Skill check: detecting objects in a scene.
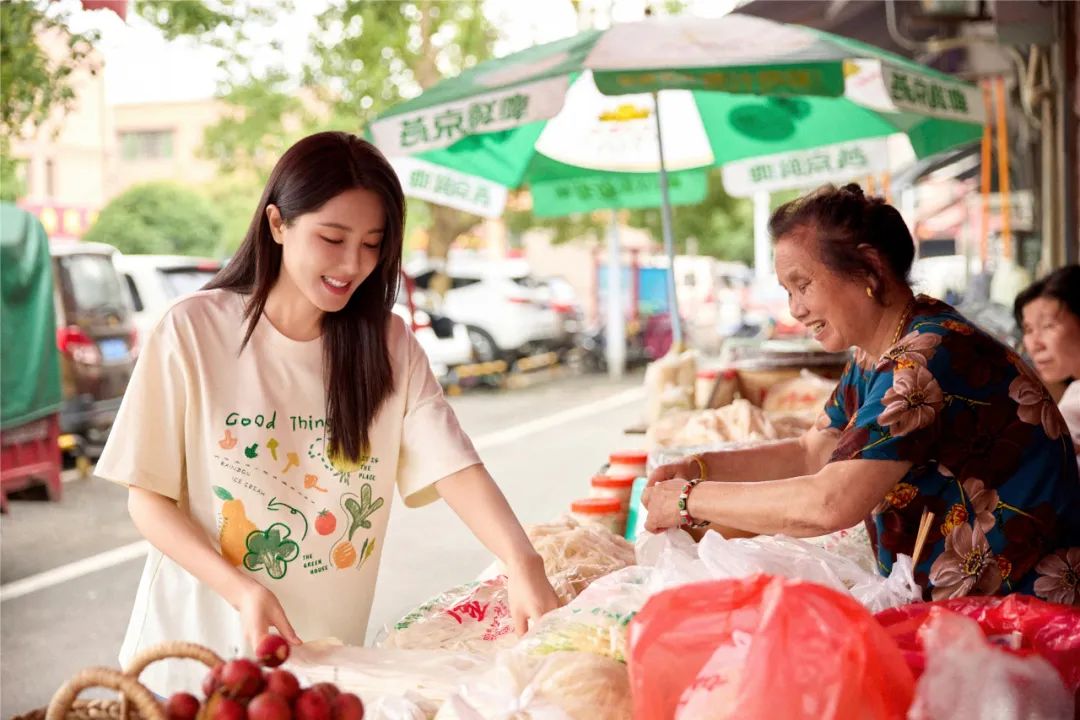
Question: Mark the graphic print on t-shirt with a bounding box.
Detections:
[212,407,386,580]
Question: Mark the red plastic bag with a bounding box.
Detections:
[627,574,916,720]
[874,594,1080,693]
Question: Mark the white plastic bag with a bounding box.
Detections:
[287,640,490,715]
[907,610,1074,720]
[364,691,431,720]
[436,650,631,720]
[636,529,920,613]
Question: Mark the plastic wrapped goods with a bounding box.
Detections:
[287,640,491,717]
[875,594,1080,696]
[521,517,637,604]
[436,650,632,720]
[519,565,664,663]
[760,370,838,416]
[378,578,518,653]
[907,610,1074,720]
[646,399,812,449]
[381,518,636,654]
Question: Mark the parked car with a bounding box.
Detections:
[538,275,585,356]
[406,257,560,362]
[50,241,137,454]
[395,276,473,380]
[115,254,223,341]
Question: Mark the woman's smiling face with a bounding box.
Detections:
[773,231,877,353]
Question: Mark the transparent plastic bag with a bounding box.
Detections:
[646,401,809,450]
[802,521,878,575]
[436,650,631,720]
[906,610,1074,720]
[364,691,432,720]
[512,516,637,604]
[876,594,1080,695]
[376,577,517,653]
[287,640,490,716]
[518,565,661,662]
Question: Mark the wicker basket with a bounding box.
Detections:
[13,642,223,720]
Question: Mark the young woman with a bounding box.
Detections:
[95,132,559,694]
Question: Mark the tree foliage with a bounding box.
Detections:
[0,0,273,204]
[0,1,98,140]
[200,1,497,259]
[83,182,225,256]
[628,171,755,263]
[1,1,96,200]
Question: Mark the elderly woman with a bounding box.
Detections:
[1014,265,1080,452]
[644,184,1080,604]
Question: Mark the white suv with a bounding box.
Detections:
[116,254,223,341]
[406,257,560,362]
[393,281,473,380]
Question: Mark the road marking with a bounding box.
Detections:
[1,384,645,601]
[472,385,645,450]
[0,540,149,603]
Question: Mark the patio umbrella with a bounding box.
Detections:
[370,13,985,347]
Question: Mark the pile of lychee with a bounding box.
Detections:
[163,636,363,720]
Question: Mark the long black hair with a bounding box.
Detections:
[207,132,405,463]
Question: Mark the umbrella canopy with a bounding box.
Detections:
[371,13,985,349]
[371,13,984,217]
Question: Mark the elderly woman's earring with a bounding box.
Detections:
[866,286,874,299]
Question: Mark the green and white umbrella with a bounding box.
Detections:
[371,13,985,342]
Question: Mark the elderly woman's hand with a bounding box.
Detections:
[646,456,701,489]
[641,479,692,532]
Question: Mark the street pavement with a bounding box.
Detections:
[0,370,646,716]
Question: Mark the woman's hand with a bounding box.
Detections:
[233,578,302,650]
[505,552,560,635]
[646,456,701,489]
[641,479,691,532]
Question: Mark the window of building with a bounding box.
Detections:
[45,158,55,197]
[12,157,31,196]
[119,130,174,161]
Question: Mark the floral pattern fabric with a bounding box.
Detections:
[822,296,1080,603]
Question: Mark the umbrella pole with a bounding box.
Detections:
[606,209,627,380]
[651,91,683,351]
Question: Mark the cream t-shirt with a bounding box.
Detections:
[95,289,480,695]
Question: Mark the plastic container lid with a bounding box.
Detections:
[721,368,738,380]
[591,474,637,488]
[609,450,648,465]
[571,497,622,514]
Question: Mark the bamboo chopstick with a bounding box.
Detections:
[911,509,935,567]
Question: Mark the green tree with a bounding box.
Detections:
[84,182,225,256]
[0,1,97,201]
[628,170,755,263]
[0,0,268,202]
[201,1,497,263]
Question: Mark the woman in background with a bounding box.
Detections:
[1014,264,1080,451]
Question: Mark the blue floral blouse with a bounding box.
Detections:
[821,295,1080,603]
